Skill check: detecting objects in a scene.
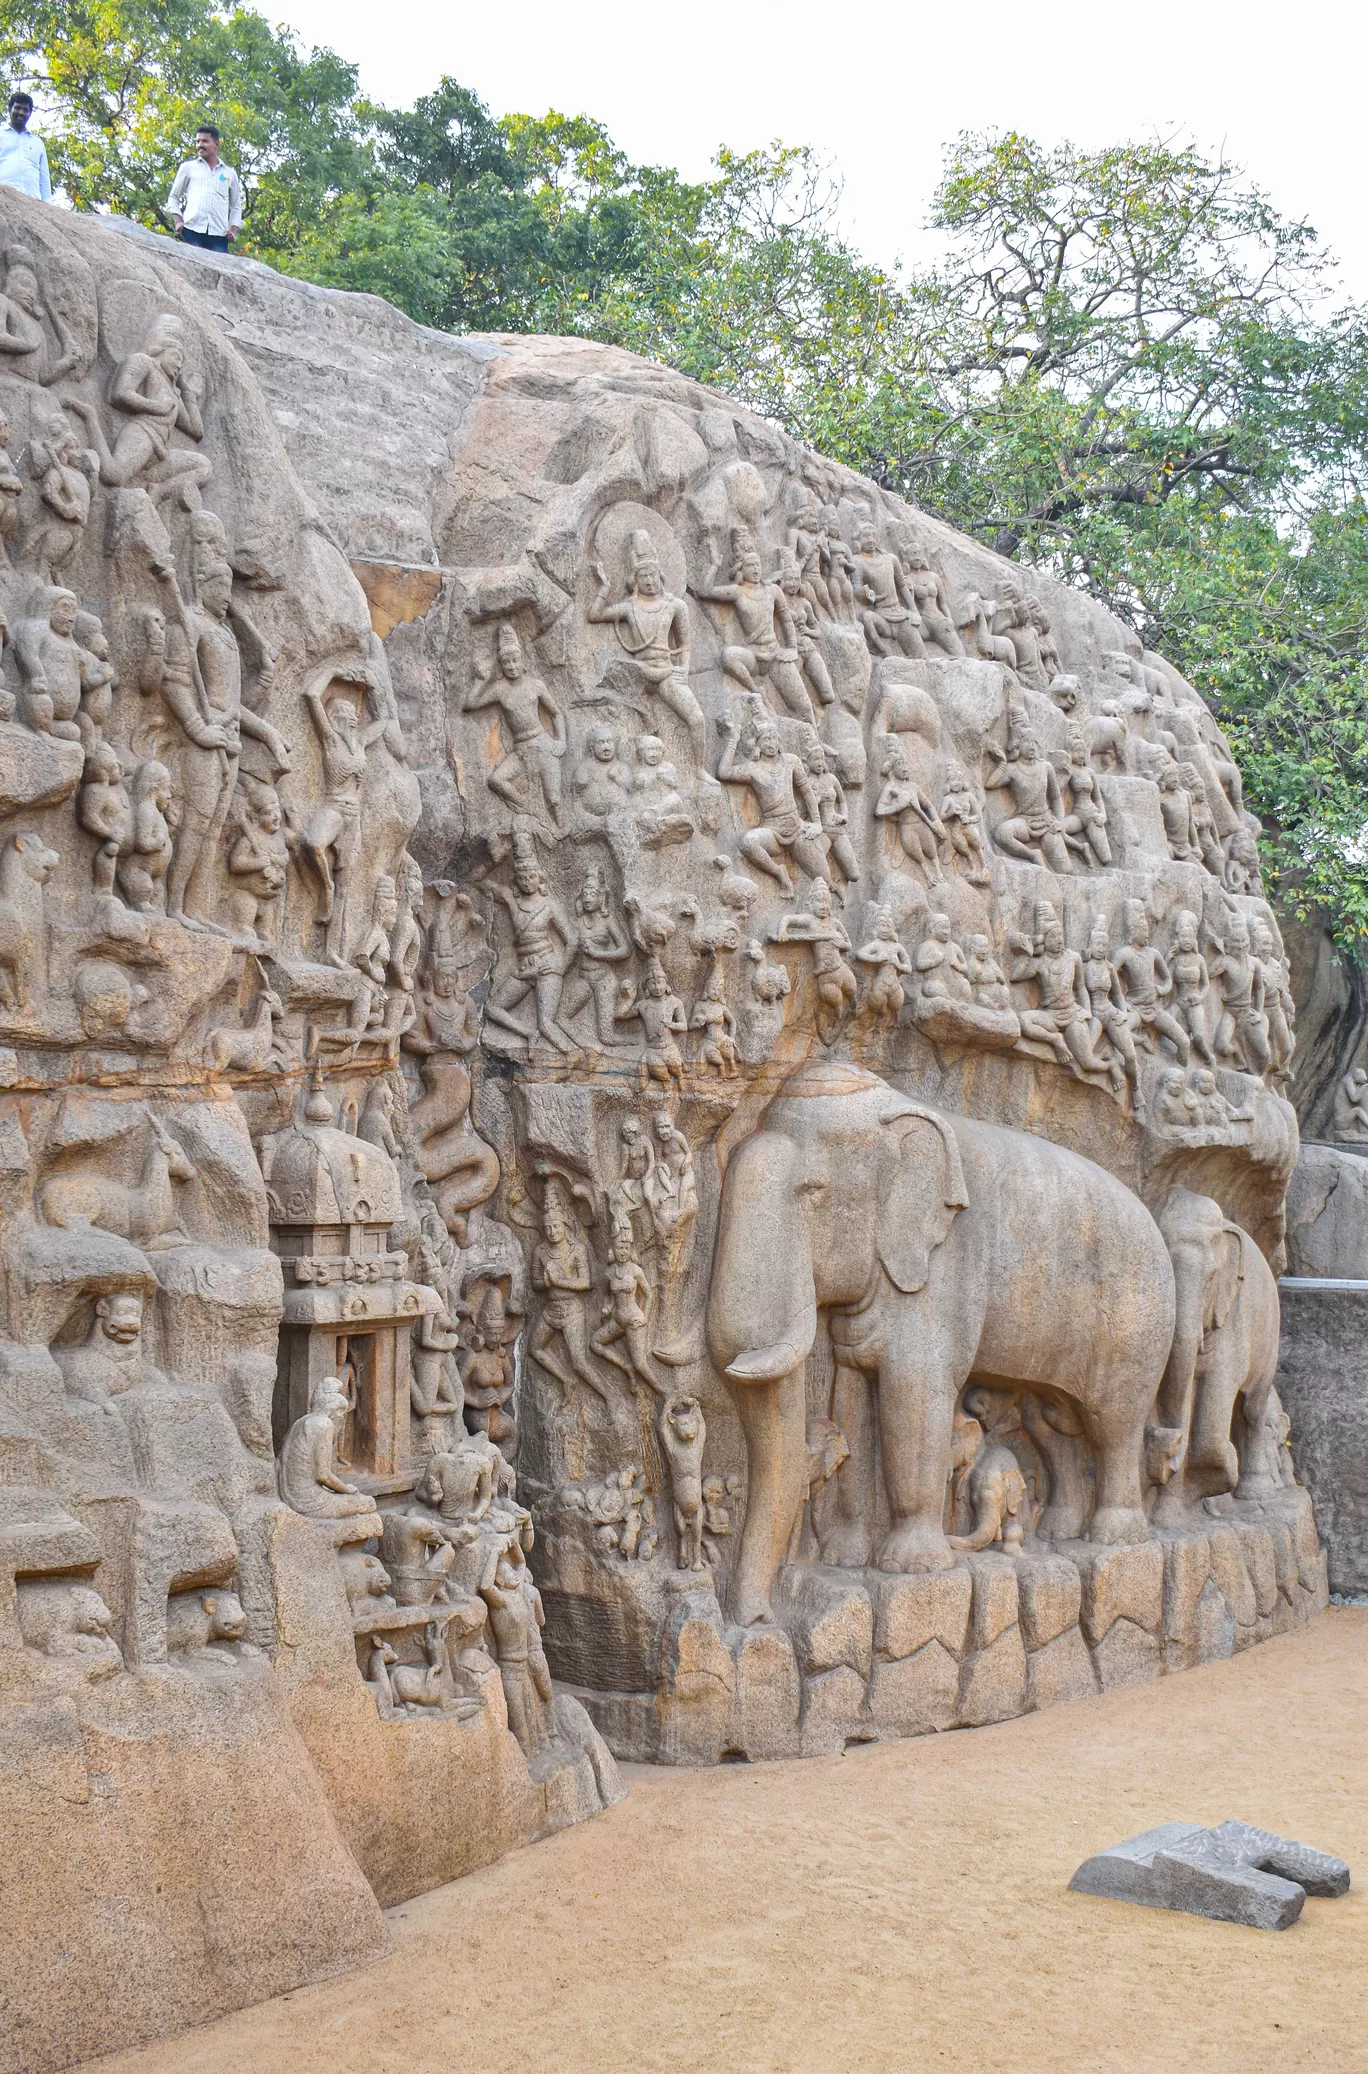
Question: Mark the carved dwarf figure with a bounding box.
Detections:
[572,724,630,825]
[856,907,912,1025]
[225,777,292,945]
[633,734,694,846]
[78,742,132,899]
[13,587,101,744]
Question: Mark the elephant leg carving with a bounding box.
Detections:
[874,1347,958,1572]
[819,1361,875,1566]
[1077,1397,1148,1545]
[730,1365,809,1625]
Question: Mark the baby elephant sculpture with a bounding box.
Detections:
[1153,1188,1281,1513]
[947,1413,1028,1553]
[706,1060,1176,1624]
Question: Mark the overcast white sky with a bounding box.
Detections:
[266,0,1367,297]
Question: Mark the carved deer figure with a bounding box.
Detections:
[39,1111,195,1250]
[203,972,286,1076]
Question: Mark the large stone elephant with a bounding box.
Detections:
[706,1060,1177,1624]
[1153,1188,1282,1514]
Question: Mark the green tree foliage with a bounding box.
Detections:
[0,0,363,249]
[7,6,1368,935]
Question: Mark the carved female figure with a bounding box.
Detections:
[875,744,947,883]
[561,863,631,1051]
[939,770,989,884]
[1082,916,1145,1118]
[1062,732,1111,867]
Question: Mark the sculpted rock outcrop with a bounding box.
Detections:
[0,197,1327,2070]
[0,197,619,2074]
[97,220,1315,1790]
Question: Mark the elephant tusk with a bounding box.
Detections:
[724,1304,818,1383]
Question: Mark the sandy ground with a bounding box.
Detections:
[81,1609,1367,2074]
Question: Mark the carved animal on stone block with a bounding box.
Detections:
[39,1112,194,1249]
[1153,1188,1281,1514]
[378,1620,447,1710]
[203,973,285,1076]
[164,1588,257,1658]
[706,1059,1176,1624]
[0,829,59,1013]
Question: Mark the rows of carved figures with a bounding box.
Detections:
[0,213,1311,1798]
[419,425,1309,1709]
[0,234,627,1803]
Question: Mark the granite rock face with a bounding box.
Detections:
[0,194,1332,2070]
[0,196,619,2074]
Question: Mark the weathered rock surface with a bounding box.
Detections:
[1069,1818,1350,1929]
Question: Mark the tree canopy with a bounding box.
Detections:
[7,0,1368,941]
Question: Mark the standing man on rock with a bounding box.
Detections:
[0,93,52,202]
[166,124,243,252]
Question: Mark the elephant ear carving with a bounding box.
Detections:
[1211,1224,1247,1331]
[877,1104,968,1294]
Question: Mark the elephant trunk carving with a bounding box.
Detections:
[707,1130,819,1626]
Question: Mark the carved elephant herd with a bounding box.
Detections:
[706,1060,1281,1625]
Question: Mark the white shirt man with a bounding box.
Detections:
[165,126,244,252]
[0,94,52,202]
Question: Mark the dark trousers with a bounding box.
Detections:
[180,228,230,252]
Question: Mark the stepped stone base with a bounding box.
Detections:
[567,1490,1327,1764]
